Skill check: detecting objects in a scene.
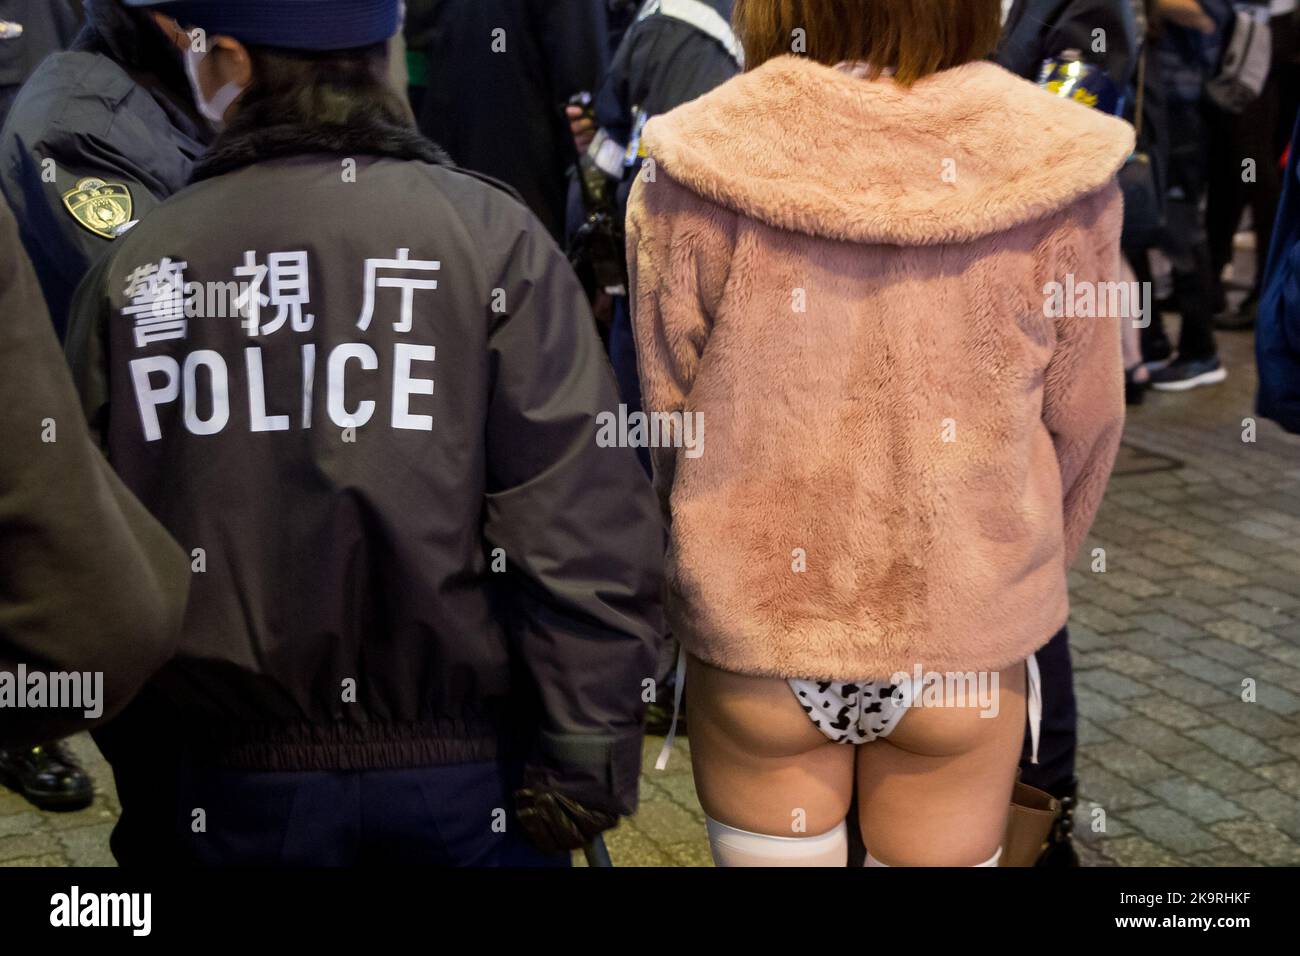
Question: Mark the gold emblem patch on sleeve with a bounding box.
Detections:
[61,178,133,239]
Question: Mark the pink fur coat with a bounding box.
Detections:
[627,55,1135,681]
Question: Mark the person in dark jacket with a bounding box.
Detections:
[1142,0,1234,389]
[0,0,209,340]
[1257,110,1300,433]
[417,0,609,240]
[996,0,1139,868]
[997,0,1140,87]
[0,0,84,128]
[0,194,189,759]
[0,0,203,811]
[65,0,664,866]
[570,0,741,464]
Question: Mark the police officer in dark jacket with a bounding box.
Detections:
[0,194,188,752]
[417,0,609,240]
[0,0,209,340]
[0,0,83,127]
[66,0,664,866]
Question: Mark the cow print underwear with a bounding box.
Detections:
[787,678,912,744]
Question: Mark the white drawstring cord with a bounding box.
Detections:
[654,644,688,771]
[1027,652,1042,765]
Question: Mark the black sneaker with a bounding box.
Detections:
[0,740,94,811]
[1213,292,1257,331]
[1149,356,1227,392]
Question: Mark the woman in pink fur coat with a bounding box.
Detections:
[628,0,1134,866]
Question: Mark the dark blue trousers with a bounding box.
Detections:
[1018,625,1076,797]
[110,753,568,867]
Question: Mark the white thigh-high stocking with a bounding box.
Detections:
[705,816,849,867]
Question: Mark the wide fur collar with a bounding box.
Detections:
[643,55,1136,245]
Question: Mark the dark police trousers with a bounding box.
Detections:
[162,759,569,867]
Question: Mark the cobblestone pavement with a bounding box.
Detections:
[3,329,1298,867]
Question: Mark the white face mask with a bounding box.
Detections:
[183,45,245,125]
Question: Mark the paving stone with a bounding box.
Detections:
[1065,624,1111,652]
[0,854,68,867]
[1231,789,1300,841]
[1186,725,1283,767]
[0,831,62,863]
[1083,583,1146,615]
[1076,668,1152,701]
[1070,603,1130,634]
[603,822,673,866]
[1181,846,1263,866]
[1130,612,1208,640]
[1087,741,1181,785]
[1165,652,1247,685]
[1253,761,1300,795]
[58,823,117,867]
[0,813,44,840]
[1088,649,1167,678]
[1121,806,1225,854]
[1078,766,1159,812]
[1238,586,1300,611]
[1203,618,1278,648]
[1144,778,1249,824]
[1095,835,1182,866]
[1161,749,1270,794]
[1146,673,1237,707]
[1153,596,1220,623]
[1126,694,1213,730]
[1075,687,1134,722]
[1219,600,1293,630]
[1184,564,1251,588]
[1077,717,1115,747]
[1186,636,1269,669]
[1107,574,1168,599]
[1209,819,1300,865]
[1107,716,1202,756]
[663,838,714,867]
[1208,701,1300,738]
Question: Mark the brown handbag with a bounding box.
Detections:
[1000,778,1061,867]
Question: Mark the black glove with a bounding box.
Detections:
[514,787,618,854]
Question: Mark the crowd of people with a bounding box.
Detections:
[0,0,1296,867]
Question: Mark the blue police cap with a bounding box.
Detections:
[125,0,400,51]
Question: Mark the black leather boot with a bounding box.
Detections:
[0,740,94,811]
[1035,778,1079,867]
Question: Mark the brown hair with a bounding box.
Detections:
[733,0,1004,85]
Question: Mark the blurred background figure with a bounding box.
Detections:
[1205,0,1298,330]
[997,0,1139,868]
[1134,0,1232,391]
[417,0,610,239]
[1256,108,1300,431]
[996,0,1140,88]
[0,0,83,127]
[567,0,741,466]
